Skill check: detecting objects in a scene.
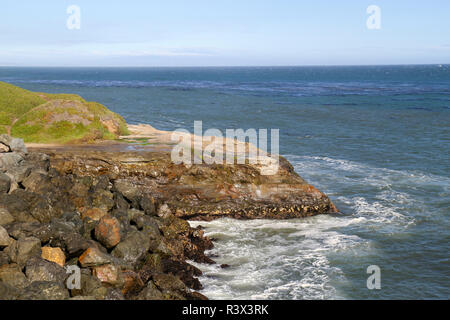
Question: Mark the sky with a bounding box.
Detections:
[1,0,449,66]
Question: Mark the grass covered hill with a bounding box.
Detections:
[0,81,129,143]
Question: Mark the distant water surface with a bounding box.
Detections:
[1,65,449,299]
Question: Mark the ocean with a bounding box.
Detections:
[1,65,449,299]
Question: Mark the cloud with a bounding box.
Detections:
[90,49,214,57]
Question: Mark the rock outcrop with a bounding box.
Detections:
[0,136,213,300]
[32,142,337,221]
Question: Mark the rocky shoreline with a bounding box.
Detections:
[0,134,337,300]
[0,135,213,300]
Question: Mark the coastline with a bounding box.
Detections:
[0,121,337,299]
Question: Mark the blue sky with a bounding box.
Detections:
[1,0,449,66]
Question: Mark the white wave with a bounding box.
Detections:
[189,215,367,300]
[288,155,450,191]
[284,154,450,229]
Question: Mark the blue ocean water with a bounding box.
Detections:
[1,65,449,299]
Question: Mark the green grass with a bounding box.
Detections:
[0,81,129,143]
[0,82,46,125]
[0,126,8,135]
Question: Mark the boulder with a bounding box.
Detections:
[6,236,41,267]
[0,264,29,289]
[24,152,50,171]
[152,273,187,296]
[114,179,142,207]
[8,138,27,154]
[92,264,120,285]
[78,247,112,268]
[25,257,67,284]
[148,256,203,290]
[0,281,20,300]
[0,172,11,194]
[141,216,162,239]
[21,172,48,192]
[0,251,10,266]
[29,197,58,223]
[0,135,23,152]
[41,246,66,267]
[140,195,156,216]
[0,135,12,149]
[91,189,115,212]
[94,215,121,249]
[0,207,15,226]
[0,152,24,169]
[120,270,144,297]
[0,190,38,223]
[135,281,164,300]
[111,231,150,265]
[0,142,9,153]
[128,208,145,229]
[0,225,12,248]
[63,233,90,256]
[4,222,42,240]
[19,281,69,300]
[4,165,32,185]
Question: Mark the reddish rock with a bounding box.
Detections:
[94,215,121,249]
[120,270,144,297]
[78,247,112,268]
[93,264,119,285]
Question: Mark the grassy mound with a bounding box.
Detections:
[0,82,129,143]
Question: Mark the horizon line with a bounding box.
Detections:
[0,63,449,68]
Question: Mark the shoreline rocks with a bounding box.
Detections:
[0,136,214,300]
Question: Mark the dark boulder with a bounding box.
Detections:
[19,281,69,300]
[0,225,12,248]
[0,207,15,226]
[0,172,11,194]
[0,264,29,289]
[6,236,41,267]
[135,281,164,300]
[25,257,67,284]
[111,231,150,265]
[0,281,20,300]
